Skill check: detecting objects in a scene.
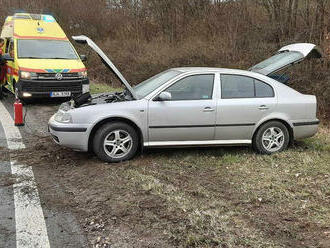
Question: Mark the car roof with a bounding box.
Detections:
[171,67,249,74]
[170,67,283,87]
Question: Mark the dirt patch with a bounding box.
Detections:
[7,127,330,247]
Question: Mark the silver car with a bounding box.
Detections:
[48,36,321,162]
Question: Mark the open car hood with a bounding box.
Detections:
[249,43,323,76]
[72,35,138,100]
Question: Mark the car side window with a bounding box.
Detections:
[221,74,274,99]
[255,79,274,97]
[221,75,254,98]
[165,74,214,101]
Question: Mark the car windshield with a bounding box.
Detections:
[250,51,304,75]
[134,70,181,98]
[17,39,78,59]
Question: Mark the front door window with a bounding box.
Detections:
[165,74,214,100]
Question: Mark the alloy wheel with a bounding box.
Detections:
[262,127,285,152]
[103,130,133,159]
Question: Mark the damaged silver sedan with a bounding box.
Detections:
[48,36,321,162]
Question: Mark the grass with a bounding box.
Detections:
[122,126,330,247]
[90,82,122,94]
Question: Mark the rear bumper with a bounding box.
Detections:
[48,115,90,151]
[292,120,320,139]
[17,78,89,98]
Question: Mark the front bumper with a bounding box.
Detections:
[48,115,90,151]
[17,78,89,98]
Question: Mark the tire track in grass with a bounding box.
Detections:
[0,100,50,248]
[125,169,280,247]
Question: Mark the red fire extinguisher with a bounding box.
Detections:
[14,98,24,126]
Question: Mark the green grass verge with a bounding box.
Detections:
[90,83,122,94]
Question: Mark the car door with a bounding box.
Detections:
[148,73,217,143]
[215,74,277,140]
[6,39,15,91]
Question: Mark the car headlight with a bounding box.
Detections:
[54,110,72,123]
[82,84,90,93]
[78,70,88,78]
[19,71,37,80]
[59,101,73,111]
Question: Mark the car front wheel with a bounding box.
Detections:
[93,122,139,162]
[253,121,290,154]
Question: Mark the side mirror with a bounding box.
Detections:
[156,91,172,101]
[2,53,14,62]
[80,54,87,62]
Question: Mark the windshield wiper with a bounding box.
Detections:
[19,57,75,59]
[19,57,44,59]
[45,57,75,59]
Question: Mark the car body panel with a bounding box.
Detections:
[278,43,322,57]
[71,99,148,146]
[148,99,217,141]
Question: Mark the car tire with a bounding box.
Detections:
[253,121,290,154]
[93,122,139,163]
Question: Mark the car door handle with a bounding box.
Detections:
[258,105,269,110]
[203,107,215,112]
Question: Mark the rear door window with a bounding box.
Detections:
[255,79,274,97]
[221,74,274,99]
[221,75,254,98]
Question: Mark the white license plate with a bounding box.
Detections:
[50,91,71,97]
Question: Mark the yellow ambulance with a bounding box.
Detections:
[0,13,89,99]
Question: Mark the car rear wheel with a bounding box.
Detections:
[93,122,139,163]
[253,121,290,154]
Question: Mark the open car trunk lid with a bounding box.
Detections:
[249,43,323,76]
[72,35,138,100]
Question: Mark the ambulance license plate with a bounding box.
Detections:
[51,91,71,97]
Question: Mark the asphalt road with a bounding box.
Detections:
[0,93,88,248]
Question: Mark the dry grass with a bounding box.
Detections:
[121,126,330,247]
[89,81,121,94]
